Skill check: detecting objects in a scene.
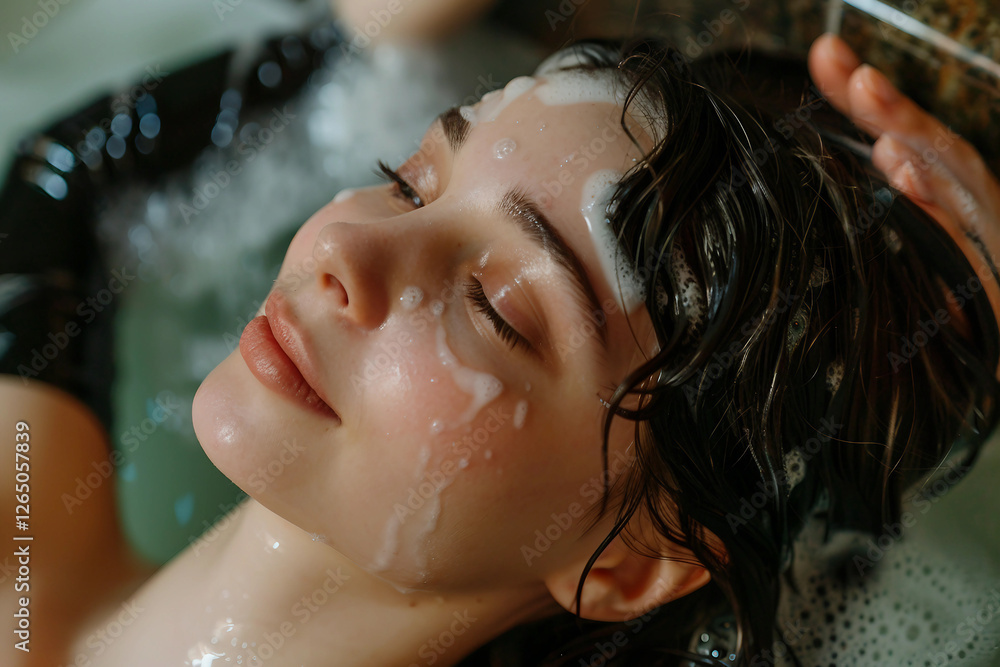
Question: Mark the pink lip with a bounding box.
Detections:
[239,292,340,422]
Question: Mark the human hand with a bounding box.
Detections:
[808,33,1000,347]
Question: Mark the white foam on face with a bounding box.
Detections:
[534,69,624,107]
[513,400,528,429]
[411,467,454,583]
[581,170,645,312]
[459,105,477,126]
[493,138,517,160]
[332,188,356,203]
[479,76,537,123]
[369,514,400,572]
[434,303,504,424]
[534,48,592,76]
[369,445,431,573]
[531,47,664,145]
[400,286,423,310]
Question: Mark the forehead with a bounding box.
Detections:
[457,73,644,185]
[444,73,657,370]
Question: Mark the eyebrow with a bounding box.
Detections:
[431,109,609,355]
[437,107,472,154]
[496,190,608,353]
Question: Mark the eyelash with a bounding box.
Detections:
[377,160,424,208]
[377,160,530,355]
[465,280,531,353]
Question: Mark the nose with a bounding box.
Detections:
[311,221,392,331]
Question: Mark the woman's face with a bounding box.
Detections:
[193,69,658,593]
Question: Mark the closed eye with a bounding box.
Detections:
[377,160,424,208]
[465,279,531,354]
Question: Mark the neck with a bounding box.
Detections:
[195,498,557,667]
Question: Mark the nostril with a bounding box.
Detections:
[319,273,349,308]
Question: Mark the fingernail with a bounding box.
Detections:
[863,65,900,106]
[826,34,861,72]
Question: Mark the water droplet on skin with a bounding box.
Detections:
[430,300,444,317]
[514,400,529,429]
[430,419,444,434]
[458,458,469,469]
[493,138,517,160]
[484,449,493,459]
[400,286,424,310]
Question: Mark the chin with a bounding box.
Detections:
[192,351,254,481]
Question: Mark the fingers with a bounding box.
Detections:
[807,34,861,118]
[871,134,934,204]
[809,33,1000,243]
[809,34,1000,212]
[845,64,999,210]
[871,133,979,244]
[808,34,882,136]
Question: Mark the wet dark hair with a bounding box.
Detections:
[458,37,1000,666]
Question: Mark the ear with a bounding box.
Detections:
[543,534,712,622]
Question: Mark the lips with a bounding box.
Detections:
[239,293,340,422]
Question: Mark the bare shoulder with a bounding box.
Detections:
[0,377,154,666]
